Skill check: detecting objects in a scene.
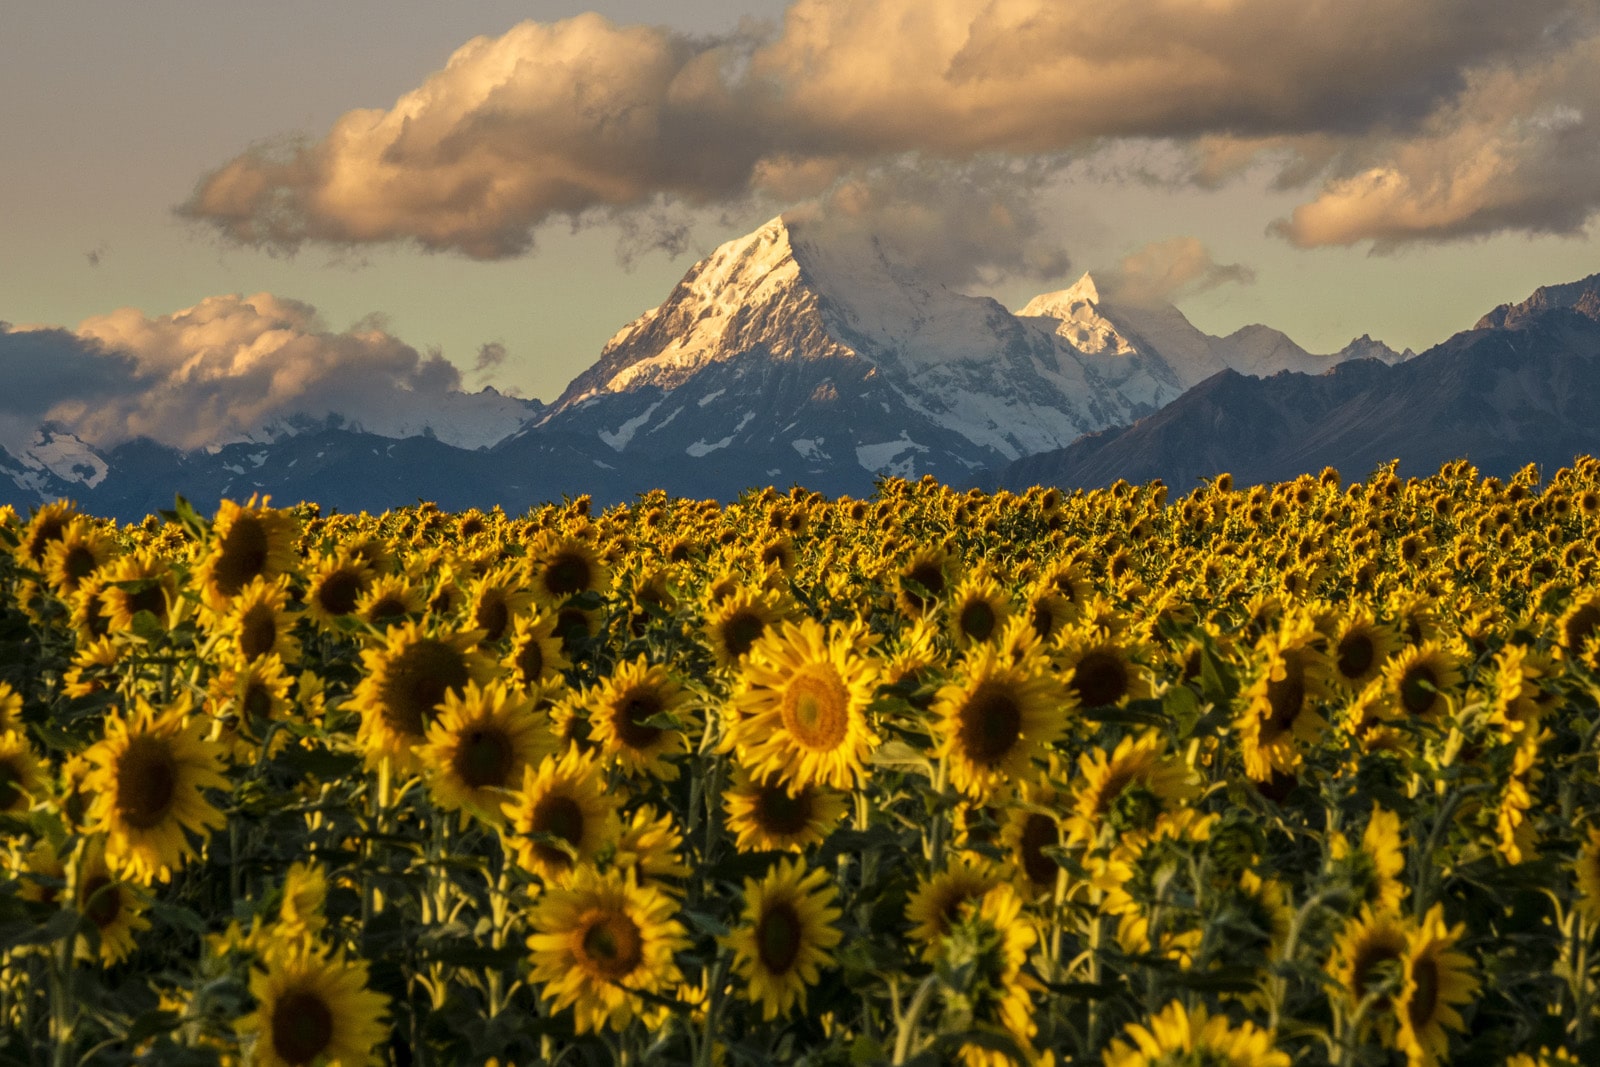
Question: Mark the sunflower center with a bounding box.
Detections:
[780,666,851,751]
[958,600,998,642]
[315,570,363,616]
[1565,604,1600,651]
[0,758,22,810]
[213,516,270,596]
[543,553,592,598]
[755,783,815,836]
[901,562,945,612]
[756,901,804,975]
[1407,956,1441,1028]
[956,681,1022,765]
[62,545,99,589]
[614,688,665,748]
[1072,650,1130,708]
[239,605,278,660]
[243,681,274,722]
[1338,632,1375,679]
[581,913,644,979]
[115,735,179,830]
[514,637,546,683]
[270,989,335,1065]
[364,594,409,623]
[1351,940,1404,1009]
[1018,813,1059,887]
[379,639,470,739]
[720,611,766,661]
[476,596,511,643]
[128,584,168,619]
[530,794,585,868]
[453,726,515,789]
[80,875,121,929]
[1264,657,1307,735]
[1030,601,1057,639]
[1400,665,1440,716]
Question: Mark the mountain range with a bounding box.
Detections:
[1,214,1592,519]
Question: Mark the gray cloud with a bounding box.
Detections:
[474,341,508,374]
[178,1,1600,257]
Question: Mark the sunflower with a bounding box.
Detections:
[904,855,1001,961]
[997,776,1070,897]
[1394,905,1478,1067]
[526,866,687,1034]
[932,645,1069,800]
[1557,592,1600,660]
[1237,611,1332,782]
[723,769,848,853]
[69,837,150,965]
[613,805,690,892]
[528,535,608,606]
[195,497,299,610]
[500,748,619,884]
[16,499,79,566]
[41,516,119,598]
[1382,643,1463,723]
[1101,1000,1289,1067]
[418,680,551,823]
[1330,808,1408,914]
[98,549,179,633]
[1488,644,1561,739]
[278,861,329,941]
[0,681,21,733]
[703,586,787,669]
[723,857,842,1021]
[351,621,496,773]
[464,564,534,646]
[210,575,301,666]
[1574,827,1600,926]
[947,570,1013,649]
[501,611,572,691]
[1329,905,1411,1035]
[1065,731,1198,851]
[353,575,424,630]
[896,548,952,618]
[10,837,65,906]
[1330,609,1400,689]
[237,942,390,1067]
[302,551,373,629]
[583,657,694,781]
[942,883,1042,1067]
[82,695,231,884]
[209,652,294,742]
[1053,625,1151,709]
[0,731,45,814]
[728,618,882,792]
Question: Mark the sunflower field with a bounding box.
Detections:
[4,459,1600,1065]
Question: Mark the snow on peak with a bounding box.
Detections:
[1018,273,1101,319]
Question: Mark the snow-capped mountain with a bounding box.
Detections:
[219,386,544,452]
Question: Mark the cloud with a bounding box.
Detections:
[178,1,1598,257]
[1099,237,1255,307]
[473,341,508,374]
[0,295,539,453]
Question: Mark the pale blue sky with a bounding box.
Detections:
[4,1,1597,407]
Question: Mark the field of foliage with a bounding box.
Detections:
[5,459,1600,1065]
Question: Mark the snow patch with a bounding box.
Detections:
[697,389,726,407]
[599,401,662,451]
[856,433,928,476]
[791,438,826,461]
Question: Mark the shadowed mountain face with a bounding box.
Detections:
[1000,274,1600,493]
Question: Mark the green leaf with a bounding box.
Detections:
[125,1008,183,1045]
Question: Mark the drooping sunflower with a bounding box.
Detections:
[1065,731,1198,851]
[723,857,842,1021]
[583,657,694,781]
[237,942,390,1067]
[528,534,609,606]
[1382,642,1463,723]
[351,621,496,772]
[1101,1000,1289,1067]
[82,695,231,884]
[418,680,551,823]
[500,747,619,884]
[613,804,690,893]
[1573,827,1600,926]
[728,618,882,792]
[502,611,572,690]
[69,836,150,965]
[904,855,1002,961]
[722,768,848,853]
[943,883,1042,1067]
[1237,611,1333,782]
[1330,608,1400,690]
[526,866,687,1034]
[1330,808,1408,914]
[0,731,45,814]
[932,644,1070,800]
[195,496,299,610]
[1556,592,1600,661]
[1394,905,1478,1067]
[896,548,952,618]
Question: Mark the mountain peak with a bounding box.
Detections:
[1018,272,1101,319]
[1476,272,1600,331]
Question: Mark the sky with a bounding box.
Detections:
[3,0,1600,449]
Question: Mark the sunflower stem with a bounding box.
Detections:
[891,974,938,1064]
